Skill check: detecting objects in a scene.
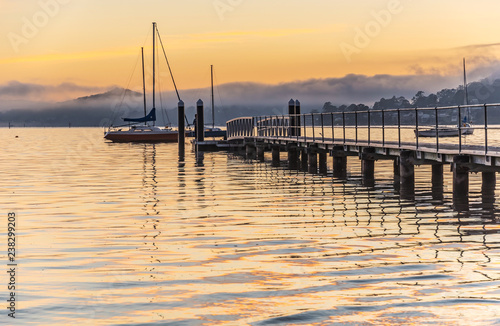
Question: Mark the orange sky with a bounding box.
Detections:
[1,0,500,101]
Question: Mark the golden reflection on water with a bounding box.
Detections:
[1,128,499,325]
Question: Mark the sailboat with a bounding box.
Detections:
[415,58,474,137]
[104,22,181,143]
[187,65,227,138]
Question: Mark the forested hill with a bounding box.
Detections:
[322,78,500,113]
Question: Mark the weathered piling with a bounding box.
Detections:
[196,99,204,142]
[393,158,400,190]
[319,151,328,175]
[246,143,256,160]
[257,144,265,162]
[482,171,496,209]
[332,146,347,179]
[301,149,308,171]
[272,145,280,167]
[308,149,318,174]
[400,150,415,199]
[361,147,375,185]
[453,155,470,210]
[287,145,299,170]
[178,100,185,158]
[431,164,444,200]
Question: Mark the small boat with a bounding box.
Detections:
[188,65,227,139]
[414,58,474,138]
[105,22,181,143]
[415,123,474,138]
[187,127,226,138]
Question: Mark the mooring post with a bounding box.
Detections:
[319,151,328,175]
[178,100,185,158]
[400,150,415,199]
[431,164,444,200]
[288,99,295,137]
[308,148,318,174]
[287,144,299,170]
[196,99,204,142]
[272,145,280,167]
[361,148,375,186]
[295,100,301,137]
[453,155,470,210]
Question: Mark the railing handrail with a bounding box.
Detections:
[225,103,500,156]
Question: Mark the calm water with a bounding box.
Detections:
[1,128,500,325]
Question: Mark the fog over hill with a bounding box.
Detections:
[2,70,500,127]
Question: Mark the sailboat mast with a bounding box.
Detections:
[463,58,469,106]
[141,47,147,125]
[152,22,156,114]
[211,65,215,129]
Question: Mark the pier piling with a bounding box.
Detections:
[301,149,308,171]
[308,149,318,174]
[272,146,280,167]
[400,150,415,199]
[453,155,470,210]
[431,164,444,200]
[287,145,299,170]
[257,144,265,162]
[319,151,328,175]
[361,148,375,185]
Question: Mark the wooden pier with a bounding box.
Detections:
[192,100,500,210]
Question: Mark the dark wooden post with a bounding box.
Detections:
[332,146,346,179]
[272,145,280,167]
[301,148,308,171]
[257,144,265,162]
[178,100,185,158]
[431,164,444,201]
[196,99,204,142]
[288,99,295,137]
[295,100,301,137]
[319,151,328,175]
[453,155,470,211]
[246,144,256,160]
[393,158,400,192]
[308,149,318,174]
[361,147,375,186]
[482,171,496,211]
[400,150,415,199]
[288,145,299,170]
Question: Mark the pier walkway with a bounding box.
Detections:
[215,101,500,209]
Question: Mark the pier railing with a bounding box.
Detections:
[226,103,500,156]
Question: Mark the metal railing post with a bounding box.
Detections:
[382,110,385,147]
[342,111,346,145]
[458,105,462,153]
[397,108,401,148]
[311,113,315,142]
[367,110,371,146]
[435,107,439,152]
[484,104,488,155]
[415,107,419,150]
[355,111,358,144]
[331,112,334,143]
[321,113,324,143]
